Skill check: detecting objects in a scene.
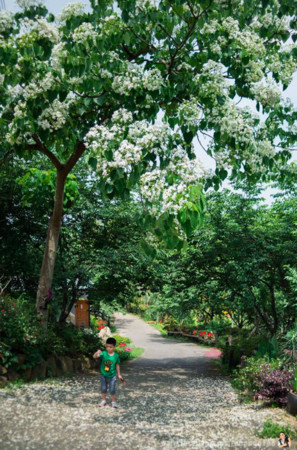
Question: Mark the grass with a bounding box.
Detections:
[130,346,144,359]
[256,419,297,439]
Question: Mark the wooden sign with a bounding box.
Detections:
[75,298,90,328]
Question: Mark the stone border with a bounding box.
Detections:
[0,356,100,387]
[167,330,216,344]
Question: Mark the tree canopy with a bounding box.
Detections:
[1,0,297,321]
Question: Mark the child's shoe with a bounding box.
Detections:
[111,401,118,408]
[98,400,107,407]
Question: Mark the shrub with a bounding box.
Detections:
[0,294,104,370]
[255,367,293,404]
[233,356,293,404]
[256,420,297,439]
[112,334,132,345]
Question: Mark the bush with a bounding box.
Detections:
[256,420,297,439]
[0,294,104,370]
[112,334,133,362]
[218,332,262,370]
[255,367,293,405]
[112,334,132,345]
[233,356,293,404]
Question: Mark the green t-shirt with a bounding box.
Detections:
[99,350,120,377]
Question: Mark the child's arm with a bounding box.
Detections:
[116,363,123,380]
[93,349,102,359]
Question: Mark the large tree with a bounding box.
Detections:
[0,0,296,322]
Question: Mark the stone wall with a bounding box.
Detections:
[0,356,100,387]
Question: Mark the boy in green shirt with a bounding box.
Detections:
[93,337,123,408]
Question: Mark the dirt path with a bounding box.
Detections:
[0,313,293,449]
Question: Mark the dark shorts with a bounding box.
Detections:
[100,374,117,395]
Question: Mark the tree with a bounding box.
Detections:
[152,189,297,335]
[1,0,296,323]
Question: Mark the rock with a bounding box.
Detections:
[93,358,101,369]
[64,356,73,372]
[21,367,32,381]
[0,365,7,375]
[6,367,20,381]
[31,361,46,380]
[81,357,92,371]
[0,376,7,387]
[45,356,58,377]
[56,356,68,373]
[72,359,83,372]
[17,354,26,366]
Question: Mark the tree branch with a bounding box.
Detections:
[64,141,86,175]
[32,135,63,170]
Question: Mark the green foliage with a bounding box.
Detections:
[112,334,132,345]
[293,366,297,393]
[256,420,297,439]
[256,337,279,360]
[0,293,104,369]
[232,356,284,395]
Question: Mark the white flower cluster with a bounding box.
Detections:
[245,60,265,83]
[0,11,14,34]
[135,0,158,10]
[38,99,70,130]
[142,68,164,91]
[195,60,229,102]
[220,105,255,145]
[100,14,123,36]
[111,108,133,125]
[51,42,67,70]
[20,17,59,44]
[34,18,59,43]
[267,49,297,86]
[261,11,290,33]
[72,22,97,43]
[139,148,204,217]
[85,110,204,217]
[16,0,43,9]
[59,2,85,22]
[250,80,281,108]
[22,73,56,100]
[112,64,163,95]
[177,98,201,127]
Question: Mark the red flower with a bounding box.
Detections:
[1,309,4,313]
[118,343,126,347]
[192,330,197,335]
[199,331,206,336]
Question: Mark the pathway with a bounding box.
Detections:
[0,313,294,449]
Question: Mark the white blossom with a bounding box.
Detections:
[250,80,281,107]
[177,98,201,127]
[111,108,133,125]
[0,11,14,34]
[59,2,85,22]
[16,0,43,9]
[51,42,67,70]
[72,22,97,43]
[142,68,164,91]
[38,99,70,130]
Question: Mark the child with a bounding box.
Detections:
[93,337,123,408]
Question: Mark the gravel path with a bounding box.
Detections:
[0,313,295,449]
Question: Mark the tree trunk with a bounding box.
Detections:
[36,169,67,325]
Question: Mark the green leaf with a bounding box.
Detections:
[88,157,97,171]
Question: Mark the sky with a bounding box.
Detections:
[5,0,297,200]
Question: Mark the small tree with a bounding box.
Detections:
[0,0,296,323]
